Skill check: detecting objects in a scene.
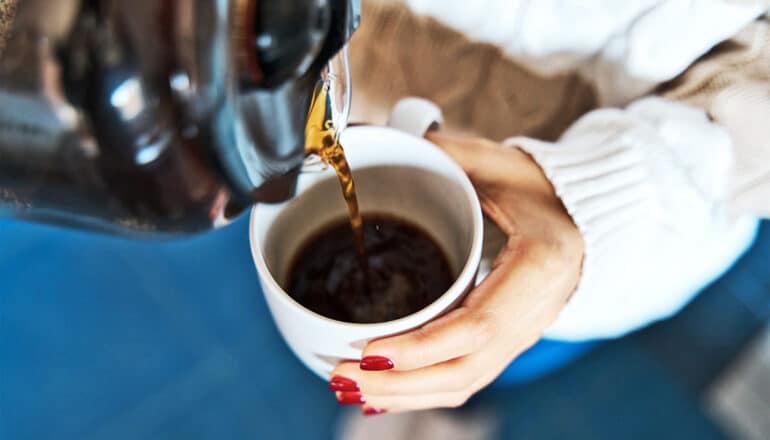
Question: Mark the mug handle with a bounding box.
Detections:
[387,97,444,137]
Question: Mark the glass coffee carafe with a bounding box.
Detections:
[0,0,359,236]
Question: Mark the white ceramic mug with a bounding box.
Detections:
[249,99,484,379]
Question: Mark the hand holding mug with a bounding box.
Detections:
[250,98,584,415]
[330,130,584,414]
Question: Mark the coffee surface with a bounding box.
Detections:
[287,214,453,323]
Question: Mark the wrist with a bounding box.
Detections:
[513,146,584,252]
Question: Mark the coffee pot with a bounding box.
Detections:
[0,0,358,235]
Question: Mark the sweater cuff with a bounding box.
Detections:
[506,111,658,257]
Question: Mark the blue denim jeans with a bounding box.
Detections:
[494,339,596,386]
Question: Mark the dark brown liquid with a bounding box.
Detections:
[301,82,453,322]
[304,81,364,257]
[287,214,454,323]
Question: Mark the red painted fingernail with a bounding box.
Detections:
[329,375,360,392]
[360,356,394,371]
[362,407,387,416]
[336,392,366,405]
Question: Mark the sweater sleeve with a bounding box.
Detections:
[510,97,760,341]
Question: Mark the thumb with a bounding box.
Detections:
[426,131,537,187]
[425,131,501,176]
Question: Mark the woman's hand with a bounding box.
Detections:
[329,132,585,415]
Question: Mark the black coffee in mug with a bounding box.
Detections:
[287,214,453,323]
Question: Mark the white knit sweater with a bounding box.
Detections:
[397,0,770,340]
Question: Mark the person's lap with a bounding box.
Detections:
[0,216,341,439]
[3,215,757,438]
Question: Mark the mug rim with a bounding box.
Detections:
[249,125,484,332]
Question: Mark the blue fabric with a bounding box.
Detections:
[0,216,343,440]
[2,215,763,439]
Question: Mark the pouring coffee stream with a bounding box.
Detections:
[303,79,366,260]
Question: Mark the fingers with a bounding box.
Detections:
[333,356,472,397]
[425,131,498,174]
[331,352,512,413]
[426,131,539,188]
[360,306,499,371]
[326,279,509,414]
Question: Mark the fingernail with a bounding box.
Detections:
[329,375,360,392]
[362,407,387,416]
[360,356,394,371]
[336,392,366,405]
